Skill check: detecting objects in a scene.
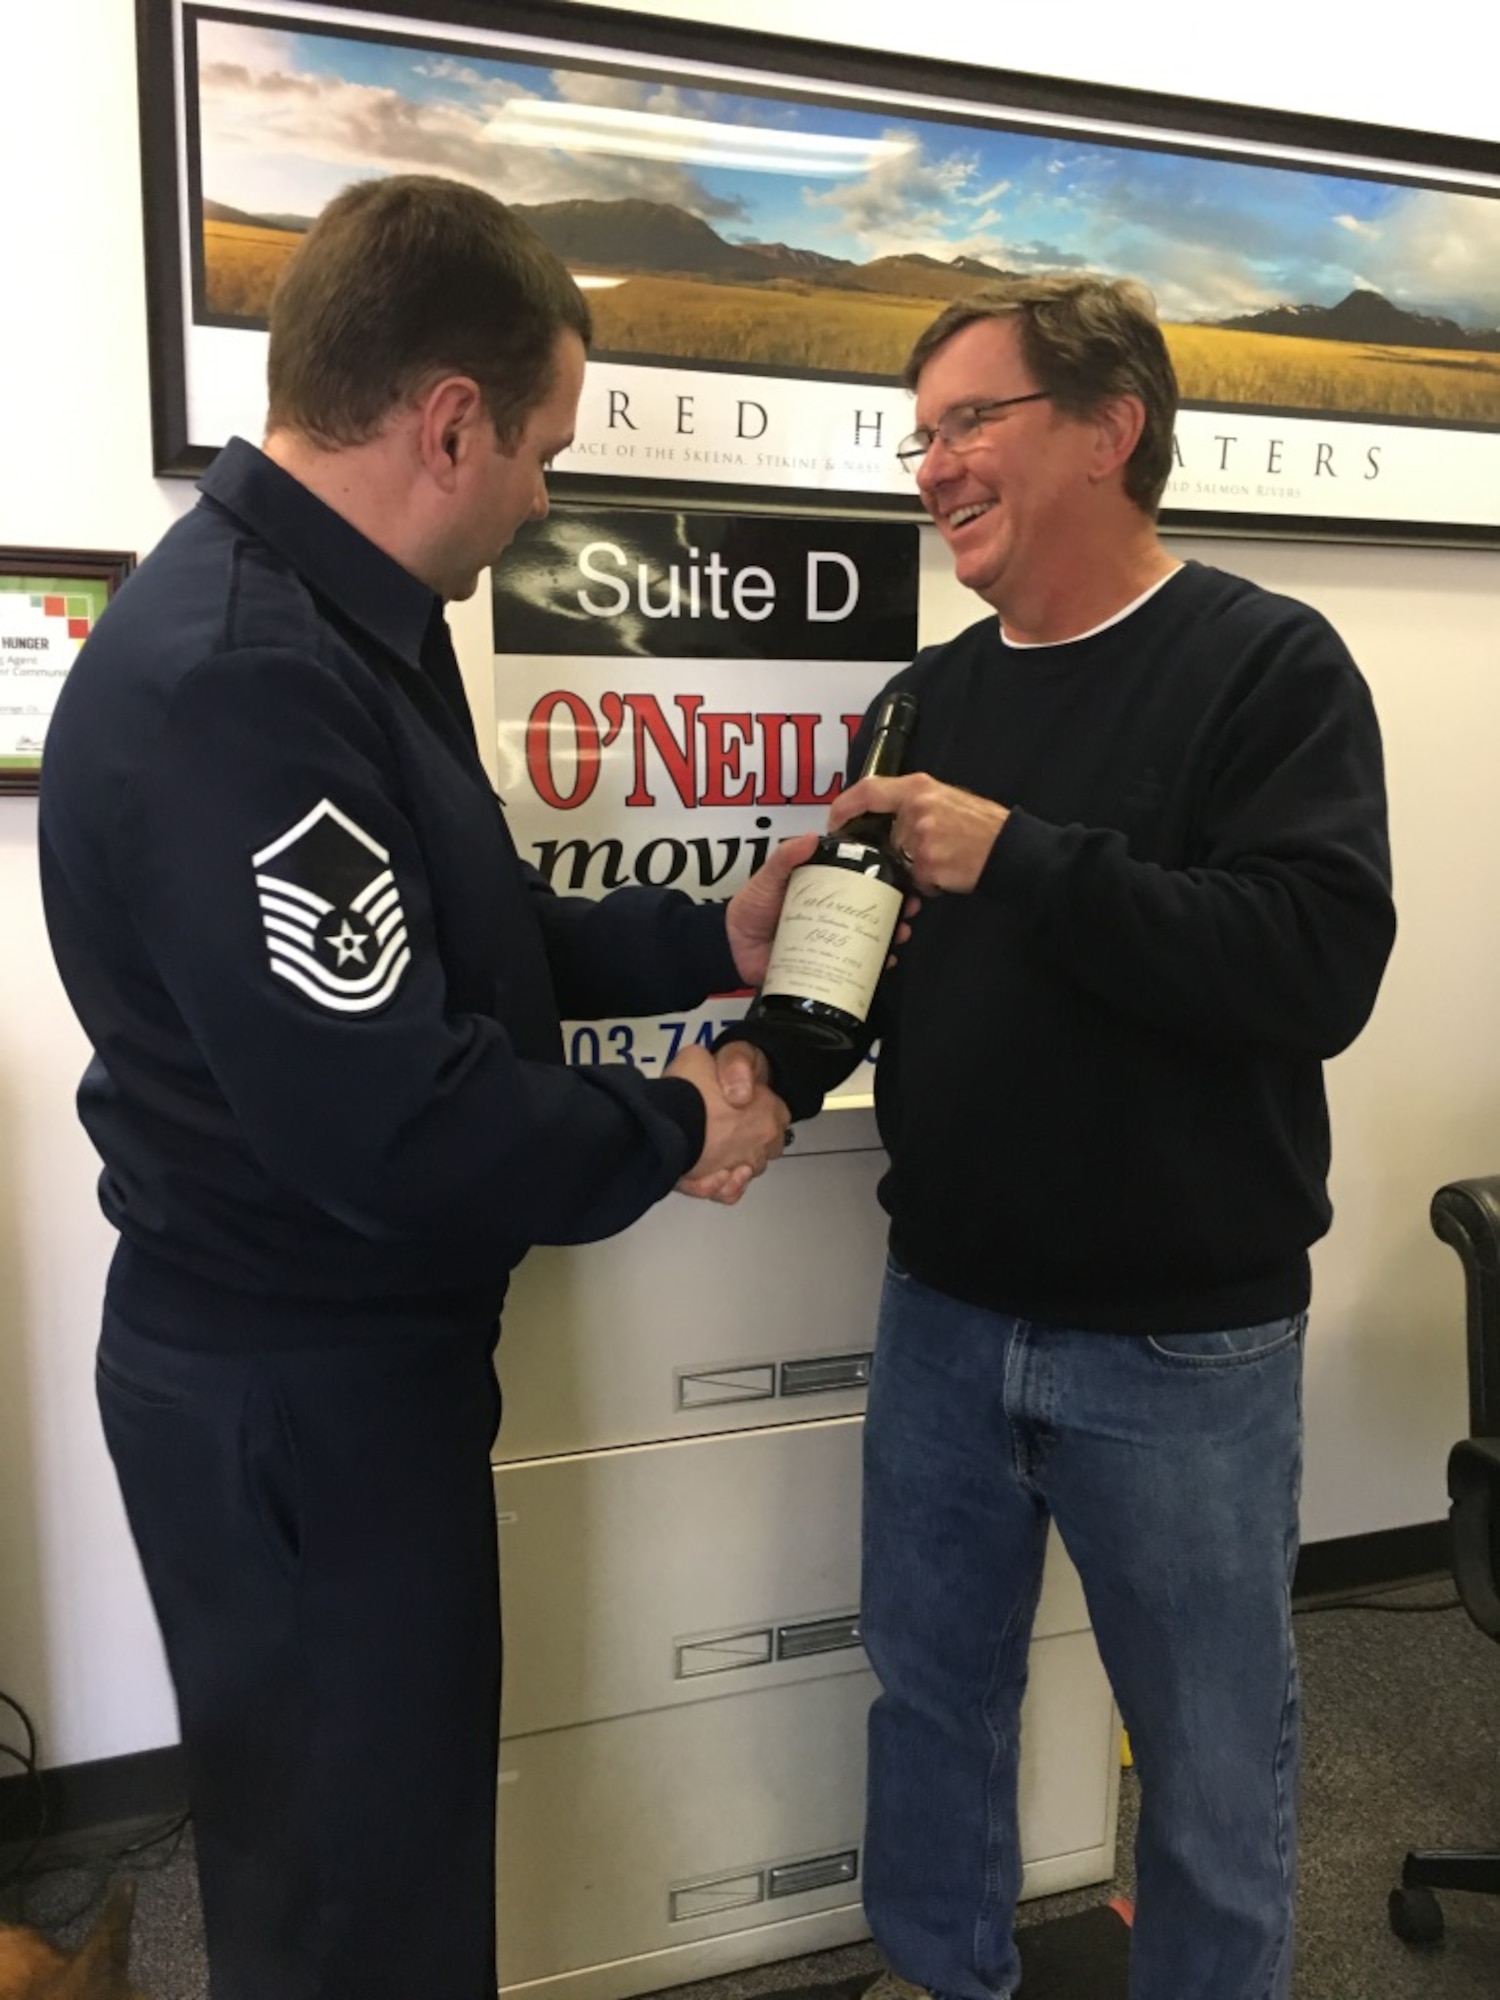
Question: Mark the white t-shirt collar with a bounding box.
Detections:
[999,564,1185,649]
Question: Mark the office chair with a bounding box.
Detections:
[1388,1175,1500,1947]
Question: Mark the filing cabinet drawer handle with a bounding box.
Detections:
[675,1352,871,1409]
[768,1850,860,1899]
[674,1611,862,1679]
[779,1354,872,1396]
[777,1614,862,1660]
[670,1848,860,1921]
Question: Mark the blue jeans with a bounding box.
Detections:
[861,1257,1304,2000]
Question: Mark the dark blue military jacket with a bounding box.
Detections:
[40,440,737,1346]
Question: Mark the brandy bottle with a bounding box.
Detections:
[745,691,917,1054]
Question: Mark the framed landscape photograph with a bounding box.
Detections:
[136,0,1500,541]
[0,550,135,795]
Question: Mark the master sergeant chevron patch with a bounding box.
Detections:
[251,799,412,1014]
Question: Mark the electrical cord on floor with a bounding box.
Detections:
[17,1814,193,1933]
[0,1687,46,1898]
[1294,1594,1462,1616]
[0,1686,191,1931]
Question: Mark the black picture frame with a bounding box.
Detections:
[136,0,1500,543]
[0,548,136,796]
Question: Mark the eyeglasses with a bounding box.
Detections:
[895,392,1052,472]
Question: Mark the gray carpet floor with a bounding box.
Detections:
[7,1581,1499,1998]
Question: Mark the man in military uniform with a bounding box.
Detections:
[40,175,799,2000]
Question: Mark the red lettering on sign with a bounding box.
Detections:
[528,689,601,809]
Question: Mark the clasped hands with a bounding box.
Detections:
[669,1040,789,1206]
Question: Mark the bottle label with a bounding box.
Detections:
[760,863,903,1020]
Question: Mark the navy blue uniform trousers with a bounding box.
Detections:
[97,1300,503,2000]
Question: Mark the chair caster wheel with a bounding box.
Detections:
[1389,1885,1444,1946]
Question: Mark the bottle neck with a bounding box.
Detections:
[859,696,916,783]
[830,690,915,864]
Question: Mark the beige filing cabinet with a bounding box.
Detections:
[493,1104,1119,2000]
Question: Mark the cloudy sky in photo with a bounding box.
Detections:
[194,16,1500,328]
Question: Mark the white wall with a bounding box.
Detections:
[0,0,1496,1768]
[1,0,196,1767]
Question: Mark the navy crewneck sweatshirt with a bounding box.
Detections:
[851,559,1394,1332]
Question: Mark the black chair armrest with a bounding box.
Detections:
[1432,1178,1500,1436]
[1448,1436,1500,1641]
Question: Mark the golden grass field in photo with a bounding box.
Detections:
[202,223,1500,426]
[1167,324,1500,424]
[202,219,300,319]
[587,275,940,374]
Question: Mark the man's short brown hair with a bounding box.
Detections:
[266,174,592,449]
[904,276,1178,514]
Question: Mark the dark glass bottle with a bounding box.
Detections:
[745,692,917,1054]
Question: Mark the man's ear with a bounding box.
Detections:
[1090,394,1146,485]
[415,376,487,488]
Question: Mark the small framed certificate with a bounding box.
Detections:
[0,548,135,794]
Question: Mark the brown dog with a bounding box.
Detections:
[0,1879,147,2000]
